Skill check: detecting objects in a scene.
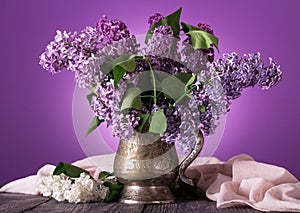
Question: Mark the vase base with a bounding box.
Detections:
[119,185,175,204]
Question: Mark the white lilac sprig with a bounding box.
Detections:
[38,172,109,203]
[37,162,123,203]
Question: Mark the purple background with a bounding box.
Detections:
[1,0,300,185]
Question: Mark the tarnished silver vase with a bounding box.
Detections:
[113,131,204,204]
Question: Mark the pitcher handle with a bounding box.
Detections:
[178,130,204,186]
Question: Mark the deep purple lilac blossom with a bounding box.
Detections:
[148,13,164,27]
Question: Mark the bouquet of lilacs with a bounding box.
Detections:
[39,8,282,154]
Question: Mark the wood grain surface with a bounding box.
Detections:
[0,193,268,213]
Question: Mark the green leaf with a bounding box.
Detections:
[89,87,98,94]
[103,181,124,190]
[85,116,103,137]
[198,105,206,113]
[161,75,185,100]
[113,65,126,88]
[104,190,119,202]
[176,73,193,84]
[103,181,124,202]
[181,22,219,51]
[186,74,196,88]
[101,54,138,74]
[99,171,111,181]
[136,113,150,133]
[149,109,167,134]
[53,162,89,178]
[120,87,142,111]
[112,54,138,72]
[86,91,97,106]
[146,7,182,42]
[99,171,110,180]
[118,57,136,72]
[103,54,142,89]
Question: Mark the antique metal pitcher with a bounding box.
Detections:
[113,131,204,204]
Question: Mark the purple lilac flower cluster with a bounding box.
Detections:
[40,12,283,154]
[91,76,114,125]
[97,15,130,43]
[148,13,164,27]
[77,36,140,88]
[211,52,282,101]
[39,15,130,75]
[91,72,141,140]
[110,80,141,140]
[176,99,201,153]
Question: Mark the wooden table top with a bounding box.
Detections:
[0,192,269,213]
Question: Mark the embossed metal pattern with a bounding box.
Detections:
[116,134,174,160]
[113,131,205,204]
[114,137,179,181]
